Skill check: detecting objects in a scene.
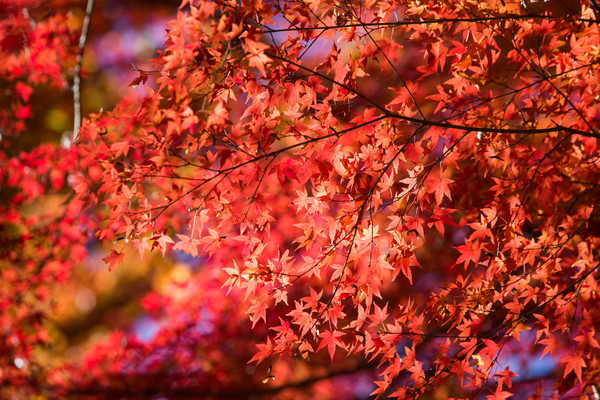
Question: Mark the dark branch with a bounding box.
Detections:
[51,362,371,399]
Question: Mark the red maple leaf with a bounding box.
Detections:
[317,330,347,360]
[102,249,124,272]
[561,355,586,382]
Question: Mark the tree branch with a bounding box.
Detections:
[54,362,371,398]
[590,0,600,17]
[72,0,94,145]
[268,53,598,139]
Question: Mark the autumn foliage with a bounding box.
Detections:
[2,0,600,398]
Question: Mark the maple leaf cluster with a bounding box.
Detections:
[3,0,600,398]
[74,0,600,397]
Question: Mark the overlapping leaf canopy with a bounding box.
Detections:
[2,0,600,398]
[75,0,600,397]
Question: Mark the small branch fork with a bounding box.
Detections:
[72,0,94,144]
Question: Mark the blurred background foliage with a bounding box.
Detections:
[36,0,184,365]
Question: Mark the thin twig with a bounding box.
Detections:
[72,0,94,144]
[590,0,600,17]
